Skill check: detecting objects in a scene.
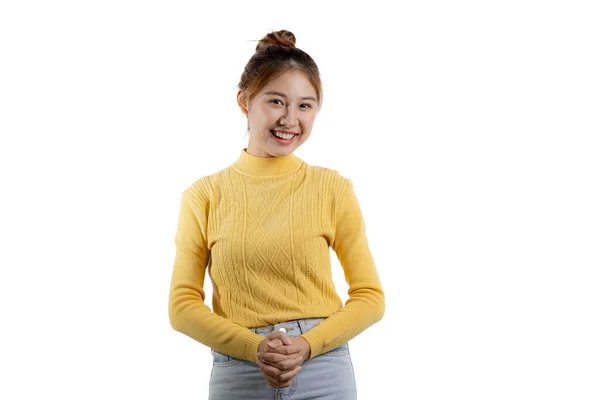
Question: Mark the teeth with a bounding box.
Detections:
[273,131,295,140]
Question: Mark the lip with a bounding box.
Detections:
[273,130,300,135]
[270,130,297,144]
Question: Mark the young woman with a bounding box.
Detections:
[168,29,385,399]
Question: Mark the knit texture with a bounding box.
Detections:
[168,148,384,362]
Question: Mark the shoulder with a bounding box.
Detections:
[182,167,224,202]
[304,163,352,196]
[184,163,244,203]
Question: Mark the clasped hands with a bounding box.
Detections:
[256,330,311,388]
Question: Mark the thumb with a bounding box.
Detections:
[267,329,292,346]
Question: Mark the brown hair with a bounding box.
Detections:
[237,30,323,119]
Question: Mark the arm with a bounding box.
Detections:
[300,178,385,359]
[168,187,265,363]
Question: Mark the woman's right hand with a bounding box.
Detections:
[257,331,304,388]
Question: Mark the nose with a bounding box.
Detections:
[279,105,298,127]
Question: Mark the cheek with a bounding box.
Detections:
[301,113,317,125]
[257,105,279,121]
[298,130,311,144]
[301,120,315,133]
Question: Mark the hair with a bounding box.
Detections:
[238,30,323,122]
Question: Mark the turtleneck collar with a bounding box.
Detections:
[232,148,304,177]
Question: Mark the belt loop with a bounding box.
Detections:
[298,319,307,334]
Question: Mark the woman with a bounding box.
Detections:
[168,29,385,399]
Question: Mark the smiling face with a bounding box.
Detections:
[237,70,319,158]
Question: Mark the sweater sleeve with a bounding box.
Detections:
[300,178,385,359]
[168,186,265,363]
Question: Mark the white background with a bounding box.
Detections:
[1,1,599,399]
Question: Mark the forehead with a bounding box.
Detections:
[261,70,316,96]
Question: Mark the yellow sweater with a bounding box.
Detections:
[168,148,384,363]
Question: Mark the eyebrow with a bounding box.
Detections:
[263,90,317,102]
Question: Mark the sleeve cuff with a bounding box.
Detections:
[243,333,266,363]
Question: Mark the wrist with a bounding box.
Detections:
[299,337,311,360]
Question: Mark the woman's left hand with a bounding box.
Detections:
[259,336,311,366]
[256,331,311,388]
[264,336,311,363]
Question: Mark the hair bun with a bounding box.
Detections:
[256,30,297,52]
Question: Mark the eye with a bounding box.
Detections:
[269,99,312,109]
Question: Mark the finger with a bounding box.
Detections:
[257,352,284,367]
[265,377,294,389]
[264,375,293,389]
[259,353,302,370]
[258,359,298,385]
[278,365,302,382]
[258,351,288,363]
[267,330,293,345]
[258,363,294,389]
[267,329,291,342]
[267,338,283,350]
[257,359,278,377]
[258,360,288,386]
[284,356,304,370]
[263,357,300,371]
[258,359,288,378]
[265,344,304,356]
[261,372,280,388]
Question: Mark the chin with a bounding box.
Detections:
[269,146,294,157]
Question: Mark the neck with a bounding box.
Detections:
[232,148,303,177]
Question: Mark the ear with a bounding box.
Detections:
[237,90,248,114]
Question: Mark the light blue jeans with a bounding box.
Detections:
[208,317,357,399]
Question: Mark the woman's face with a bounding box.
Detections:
[238,70,319,158]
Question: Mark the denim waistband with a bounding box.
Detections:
[250,317,326,338]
